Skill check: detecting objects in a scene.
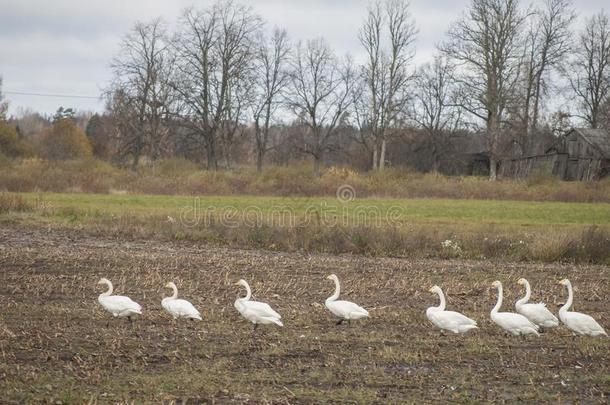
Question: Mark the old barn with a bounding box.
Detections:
[500,128,610,181]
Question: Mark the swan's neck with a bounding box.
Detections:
[516,282,531,306]
[436,289,446,311]
[492,285,503,314]
[167,284,178,300]
[100,281,113,297]
[327,278,340,302]
[560,283,573,313]
[240,283,251,301]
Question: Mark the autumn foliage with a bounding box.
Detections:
[0,122,31,157]
[39,119,93,160]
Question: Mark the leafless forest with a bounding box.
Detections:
[1,0,610,178]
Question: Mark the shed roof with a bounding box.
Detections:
[573,128,610,158]
[450,132,488,155]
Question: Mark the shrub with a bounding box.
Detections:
[38,119,93,160]
[0,193,32,214]
[577,226,610,263]
[0,122,31,157]
[0,158,609,203]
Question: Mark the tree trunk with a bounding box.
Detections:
[256,148,264,173]
[489,157,498,181]
[487,112,500,181]
[313,153,322,177]
[372,147,378,171]
[206,138,217,171]
[432,142,440,172]
[131,153,140,172]
[379,138,387,171]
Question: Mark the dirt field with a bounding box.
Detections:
[0,225,609,403]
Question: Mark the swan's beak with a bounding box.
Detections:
[326,275,332,280]
[428,287,434,293]
[234,281,240,286]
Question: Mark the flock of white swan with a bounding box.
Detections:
[97,275,607,337]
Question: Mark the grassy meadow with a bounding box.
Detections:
[2,190,610,264]
[9,191,610,226]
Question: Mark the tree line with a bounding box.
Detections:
[2,0,610,179]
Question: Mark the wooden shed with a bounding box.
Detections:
[500,128,610,181]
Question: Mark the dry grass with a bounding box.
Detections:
[1,158,610,202]
[14,206,610,264]
[0,226,608,403]
[4,189,610,264]
[0,192,32,214]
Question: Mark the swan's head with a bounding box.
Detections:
[326,274,338,282]
[97,277,110,286]
[558,278,570,286]
[235,279,248,288]
[517,278,527,285]
[429,285,442,294]
[165,281,176,289]
[491,280,502,288]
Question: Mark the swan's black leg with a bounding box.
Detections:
[348,319,351,326]
[253,323,259,331]
[128,316,132,325]
[336,319,344,326]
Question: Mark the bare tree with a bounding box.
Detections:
[566,11,610,129]
[410,56,462,171]
[515,0,575,154]
[219,74,251,169]
[602,99,610,131]
[348,76,375,163]
[359,0,417,171]
[109,18,174,170]
[287,39,355,176]
[0,76,8,121]
[441,0,527,180]
[250,28,291,172]
[171,2,262,170]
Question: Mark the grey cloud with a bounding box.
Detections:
[0,0,607,115]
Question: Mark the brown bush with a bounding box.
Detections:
[0,158,609,203]
[0,193,32,214]
[0,122,32,157]
[38,119,93,160]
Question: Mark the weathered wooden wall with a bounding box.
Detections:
[499,154,562,179]
[500,129,609,181]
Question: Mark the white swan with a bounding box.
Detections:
[97,278,142,320]
[558,279,607,337]
[161,282,202,321]
[234,279,283,328]
[325,274,369,325]
[490,281,539,336]
[426,285,478,334]
[515,278,559,329]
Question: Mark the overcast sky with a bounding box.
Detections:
[0,0,606,116]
